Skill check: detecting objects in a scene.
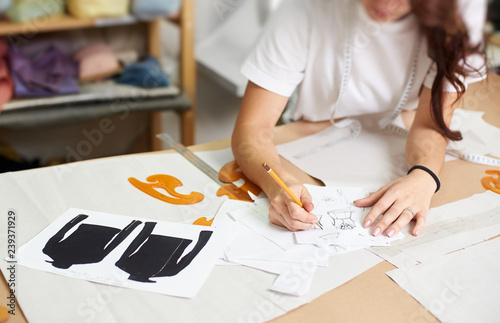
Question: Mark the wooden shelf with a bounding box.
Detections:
[2,81,181,112]
[0,93,191,129]
[0,13,183,36]
[0,15,137,35]
[0,1,195,148]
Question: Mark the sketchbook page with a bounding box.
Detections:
[296,185,404,248]
[276,117,407,191]
[386,237,500,323]
[15,208,227,299]
[370,191,500,268]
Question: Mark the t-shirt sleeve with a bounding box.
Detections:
[240,0,311,97]
[423,0,488,91]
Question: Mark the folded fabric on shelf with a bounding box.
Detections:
[74,43,122,82]
[0,0,11,13]
[67,0,129,19]
[132,0,181,19]
[117,56,169,88]
[6,0,63,22]
[8,45,79,97]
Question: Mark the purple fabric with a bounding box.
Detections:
[11,73,79,98]
[8,46,79,97]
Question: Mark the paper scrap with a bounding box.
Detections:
[387,237,500,323]
[370,191,500,268]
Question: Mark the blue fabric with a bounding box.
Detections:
[117,56,169,88]
[0,0,12,13]
[132,0,180,17]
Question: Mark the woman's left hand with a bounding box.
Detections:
[354,170,437,237]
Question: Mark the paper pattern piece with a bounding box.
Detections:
[370,191,500,268]
[448,109,500,158]
[16,208,225,298]
[276,114,407,190]
[386,237,500,323]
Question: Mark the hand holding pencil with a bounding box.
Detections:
[262,163,323,231]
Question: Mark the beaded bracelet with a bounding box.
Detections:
[407,165,441,193]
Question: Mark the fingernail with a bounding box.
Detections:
[414,230,420,236]
[363,220,371,228]
[386,228,395,238]
[372,227,381,236]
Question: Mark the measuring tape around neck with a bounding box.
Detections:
[295,1,420,159]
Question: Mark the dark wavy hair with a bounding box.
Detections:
[411,0,486,140]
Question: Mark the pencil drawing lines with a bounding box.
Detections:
[320,189,357,230]
[327,210,355,230]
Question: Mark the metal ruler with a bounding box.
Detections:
[156,133,226,186]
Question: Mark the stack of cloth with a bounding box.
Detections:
[74,43,122,82]
[131,0,181,20]
[6,0,63,22]
[117,56,169,88]
[8,45,79,97]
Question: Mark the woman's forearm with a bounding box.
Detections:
[231,82,297,200]
[405,87,458,189]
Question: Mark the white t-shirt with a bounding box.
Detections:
[241,0,487,122]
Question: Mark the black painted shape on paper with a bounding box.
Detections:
[43,214,142,269]
[115,222,213,283]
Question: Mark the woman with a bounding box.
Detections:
[231,0,487,236]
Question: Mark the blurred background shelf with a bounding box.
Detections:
[0,0,196,150]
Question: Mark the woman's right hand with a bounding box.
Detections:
[268,184,319,231]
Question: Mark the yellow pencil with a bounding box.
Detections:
[262,163,323,230]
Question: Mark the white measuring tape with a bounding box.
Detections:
[446,149,500,166]
[295,1,419,160]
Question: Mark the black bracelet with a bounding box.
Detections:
[407,165,441,193]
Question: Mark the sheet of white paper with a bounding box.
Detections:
[233,200,299,251]
[0,149,384,323]
[370,191,500,268]
[271,265,316,296]
[448,110,500,158]
[3,152,228,228]
[228,259,293,275]
[224,221,286,262]
[386,237,500,323]
[295,185,403,248]
[276,114,407,190]
[16,208,227,299]
[225,213,329,271]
